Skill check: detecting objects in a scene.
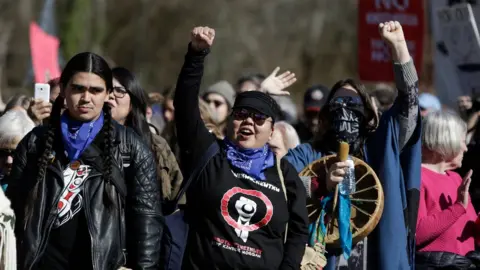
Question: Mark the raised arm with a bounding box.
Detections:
[174,27,216,173]
[379,21,419,150]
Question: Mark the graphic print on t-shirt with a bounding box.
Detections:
[54,162,91,228]
[220,187,273,243]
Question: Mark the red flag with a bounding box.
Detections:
[358,0,424,82]
[29,22,61,83]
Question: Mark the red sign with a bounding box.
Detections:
[29,22,61,83]
[358,0,424,82]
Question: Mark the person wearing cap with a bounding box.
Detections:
[294,85,330,143]
[202,80,236,138]
[419,92,442,117]
[174,26,308,269]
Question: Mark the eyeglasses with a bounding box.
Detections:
[112,86,128,98]
[205,99,225,108]
[329,96,364,111]
[232,109,271,126]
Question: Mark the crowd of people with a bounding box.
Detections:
[0,20,476,270]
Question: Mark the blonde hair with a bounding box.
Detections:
[199,98,223,138]
[422,111,467,160]
[274,121,300,149]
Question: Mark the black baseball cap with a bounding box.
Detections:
[304,84,329,112]
[233,91,281,122]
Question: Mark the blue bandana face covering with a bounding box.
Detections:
[60,111,105,161]
[224,138,275,181]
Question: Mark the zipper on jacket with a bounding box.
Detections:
[28,212,56,270]
[83,184,97,270]
[30,171,102,269]
[28,164,65,269]
[28,190,60,270]
[82,173,101,270]
[118,195,127,267]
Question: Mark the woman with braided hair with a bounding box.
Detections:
[5,52,163,270]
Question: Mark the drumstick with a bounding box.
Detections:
[337,142,350,162]
[331,142,350,231]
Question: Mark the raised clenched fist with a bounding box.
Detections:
[191,26,215,51]
[378,21,406,48]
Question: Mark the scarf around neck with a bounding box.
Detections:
[224,138,274,181]
[60,112,104,161]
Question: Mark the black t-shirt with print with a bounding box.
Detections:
[175,47,309,270]
[182,148,309,270]
[38,161,93,270]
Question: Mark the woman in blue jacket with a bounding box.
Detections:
[283,21,422,270]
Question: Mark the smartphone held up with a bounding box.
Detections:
[34,83,50,102]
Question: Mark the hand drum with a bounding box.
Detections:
[299,155,384,246]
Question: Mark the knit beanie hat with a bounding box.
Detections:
[202,80,236,108]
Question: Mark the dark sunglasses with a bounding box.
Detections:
[329,96,364,111]
[0,149,13,158]
[205,99,225,108]
[232,109,270,126]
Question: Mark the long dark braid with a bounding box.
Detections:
[23,95,65,229]
[102,103,117,208]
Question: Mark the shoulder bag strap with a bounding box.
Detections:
[172,142,220,206]
[276,157,288,244]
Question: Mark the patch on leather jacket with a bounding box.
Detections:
[54,162,92,228]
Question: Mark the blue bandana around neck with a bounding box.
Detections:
[60,112,105,161]
[224,138,275,181]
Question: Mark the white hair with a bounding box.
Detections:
[274,121,300,149]
[422,111,467,160]
[0,110,35,149]
[271,96,298,125]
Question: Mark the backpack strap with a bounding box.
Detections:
[111,126,130,198]
[276,157,288,244]
[148,123,160,135]
[173,142,219,205]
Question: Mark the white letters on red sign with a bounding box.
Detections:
[375,0,410,11]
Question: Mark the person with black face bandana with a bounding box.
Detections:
[281,21,421,270]
[174,26,308,269]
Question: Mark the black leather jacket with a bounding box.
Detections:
[6,122,163,270]
[416,251,480,269]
